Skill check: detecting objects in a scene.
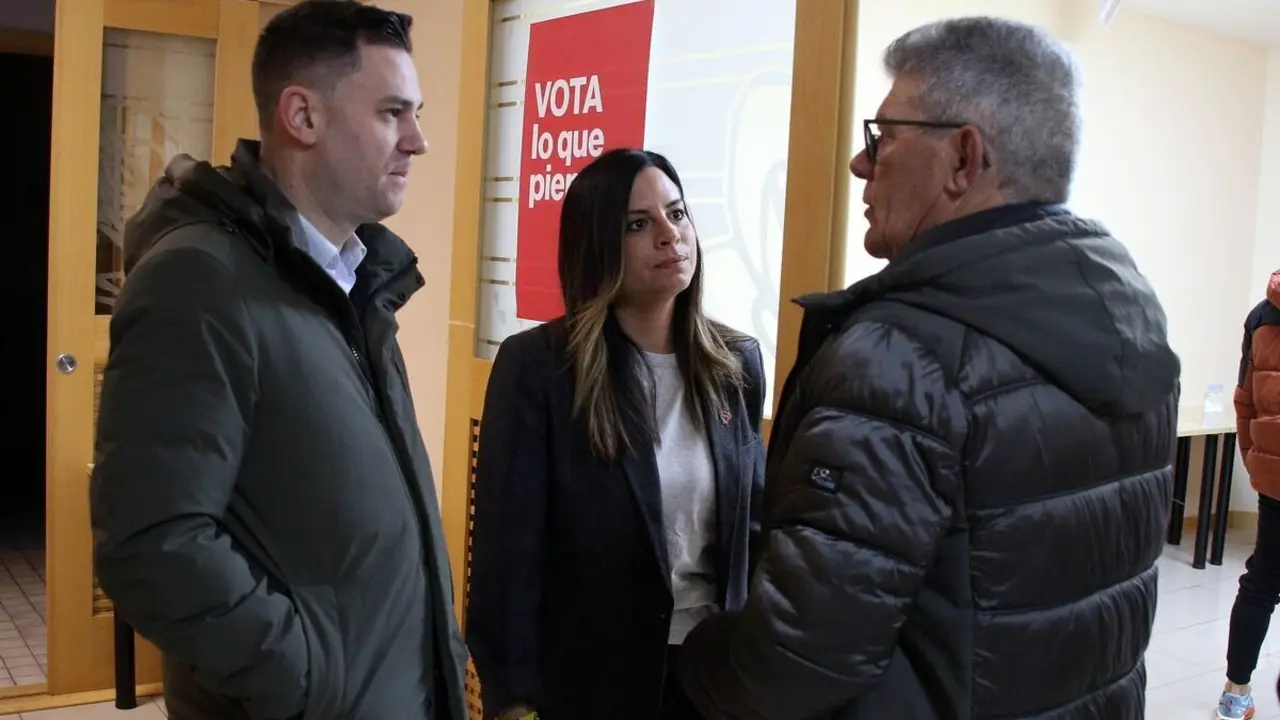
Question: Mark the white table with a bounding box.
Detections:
[1169,408,1239,569]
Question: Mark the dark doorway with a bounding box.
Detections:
[0,48,53,689]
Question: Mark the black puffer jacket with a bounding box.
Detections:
[679,203,1180,719]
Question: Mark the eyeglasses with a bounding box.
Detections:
[863,118,991,168]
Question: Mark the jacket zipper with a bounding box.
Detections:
[283,240,431,571]
[346,276,431,568]
[250,234,431,570]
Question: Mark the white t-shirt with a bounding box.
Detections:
[641,351,718,644]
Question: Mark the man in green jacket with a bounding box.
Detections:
[89,2,466,718]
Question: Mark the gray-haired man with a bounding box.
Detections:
[679,16,1178,720]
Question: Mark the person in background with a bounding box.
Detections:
[1217,270,1280,720]
[89,2,467,718]
[466,148,767,720]
[678,16,1180,719]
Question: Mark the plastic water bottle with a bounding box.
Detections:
[1203,383,1227,427]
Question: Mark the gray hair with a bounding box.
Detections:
[884,16,1082,204]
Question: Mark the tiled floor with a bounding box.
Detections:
[3,536,1280,717]
[1146,535,1280,719]
[0,550,45,689]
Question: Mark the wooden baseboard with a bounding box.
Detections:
[1181,509,1258,537]
[0,683,161,713]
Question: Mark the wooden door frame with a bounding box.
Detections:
[39,0,260,702]
[438,0,861,626]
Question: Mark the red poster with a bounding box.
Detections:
[515,0,655,322]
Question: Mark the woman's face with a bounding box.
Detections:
[617,167,697,306]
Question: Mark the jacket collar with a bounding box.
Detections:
[796,202,1068,318]
[896,202,1070,263]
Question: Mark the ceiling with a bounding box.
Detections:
[0,0,1275,47]
[1124,0,1280,46]
[0,0,52,33]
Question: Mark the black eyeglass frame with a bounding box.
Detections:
[863,118,991,168]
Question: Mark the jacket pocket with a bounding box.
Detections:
[292,585,346,719]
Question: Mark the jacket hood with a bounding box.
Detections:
[123,140,421,294]
[122,153,258,272]
[809,204,1180,417]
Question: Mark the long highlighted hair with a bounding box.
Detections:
[558,148,744,461]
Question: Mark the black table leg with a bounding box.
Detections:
[1193,435,1221,569]
[1168,436,1192,545]
[114,613,136,710]
[1210,433,1239,566]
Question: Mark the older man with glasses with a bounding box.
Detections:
[678,15,1179,720]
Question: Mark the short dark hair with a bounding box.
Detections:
[252,0,413,130]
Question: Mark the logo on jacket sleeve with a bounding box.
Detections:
[807,464,845,494]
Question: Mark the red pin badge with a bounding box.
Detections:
[719,409,732,425]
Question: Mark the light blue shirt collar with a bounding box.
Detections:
[291,213,367,295]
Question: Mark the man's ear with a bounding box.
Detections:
[947,125,986,195]
[276,86,323,147]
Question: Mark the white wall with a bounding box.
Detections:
[846,0,1271,515]
[1253,50,1280,315]
[1072,11,1264,409]
[1235,48,1280,512]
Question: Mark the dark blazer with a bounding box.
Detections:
[465,317,766,720]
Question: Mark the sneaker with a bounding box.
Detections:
[1217,686,1256,720]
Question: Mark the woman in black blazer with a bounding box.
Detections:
[466,148,766,720]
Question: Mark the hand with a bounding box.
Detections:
[497,703,536,720]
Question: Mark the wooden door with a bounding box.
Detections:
[45,0,262,695]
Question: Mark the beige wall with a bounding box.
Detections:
[376,0,466,489]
